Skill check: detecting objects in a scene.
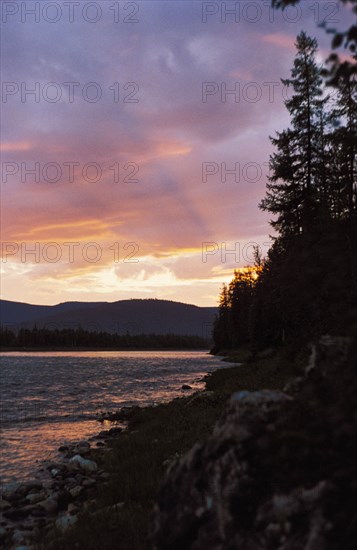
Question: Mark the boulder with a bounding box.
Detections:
[151,336,357,550]
[69,455,97,473]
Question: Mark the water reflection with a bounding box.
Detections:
[0,351,225,483]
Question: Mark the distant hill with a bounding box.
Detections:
[0,299,217,338]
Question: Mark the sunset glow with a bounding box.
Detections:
[1,1,353,306]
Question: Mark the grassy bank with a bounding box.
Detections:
[36,348,302,550]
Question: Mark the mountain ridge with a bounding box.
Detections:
[0,299,217,337]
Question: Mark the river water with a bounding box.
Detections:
[0,350,225,486]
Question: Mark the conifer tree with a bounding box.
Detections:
[260,32,325,233]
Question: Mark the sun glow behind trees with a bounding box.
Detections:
[213,27,356,353]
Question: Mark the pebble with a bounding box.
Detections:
[69,455,97,473]
[0,424,126,547]
[69,485,83,498]
[55,514,77,530]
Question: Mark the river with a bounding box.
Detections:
[0,350,225,486]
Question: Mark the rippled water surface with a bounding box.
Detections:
[0,351,225,484]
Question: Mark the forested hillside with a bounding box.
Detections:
[213,30,357,354]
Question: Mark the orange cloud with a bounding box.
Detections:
[12,220,115,242]
[0,141,32,152]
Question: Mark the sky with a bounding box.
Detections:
[0,0,354,306]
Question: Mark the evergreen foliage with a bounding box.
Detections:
[213,31,357,353]
[0,326,209,350]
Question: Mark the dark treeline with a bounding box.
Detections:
[213,30,357,354]
[0,326,209,350]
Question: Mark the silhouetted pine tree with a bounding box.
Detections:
[328,61,357,217]
[213,28,357,354]
[260,32,324,233]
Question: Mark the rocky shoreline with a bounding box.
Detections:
[0,385,201,550]
[0,414,133,550]
[151,336,357,550]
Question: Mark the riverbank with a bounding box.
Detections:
[27,347,300,550]
[0,347,210,352]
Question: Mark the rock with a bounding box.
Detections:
[77,440,90,448]
[66,461,80,473]
[0,498,11,511]
[3,480,43,498]
[97,430,110,438]
[181,384,192,390]
[69,485,83,499]
[25,491,46,504]
[63,476,77,487]
[108,427,123,436]
[56,514,77,530]
[192,391,215,400]
[69,455,97,473]
[151,336,357,550]
[74,441,91,456]
[38,498,58,515]
[1,482,22,498]
[22,480,43,493]
[82,478,96,488]
[4,506,35,521]
[0,526,7,539]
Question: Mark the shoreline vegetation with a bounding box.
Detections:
[25,346,298,550]
[0,327,210,351]
[0,347,210,352]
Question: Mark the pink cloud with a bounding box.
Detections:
[262,33,295,50]
[0,141,32,152]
